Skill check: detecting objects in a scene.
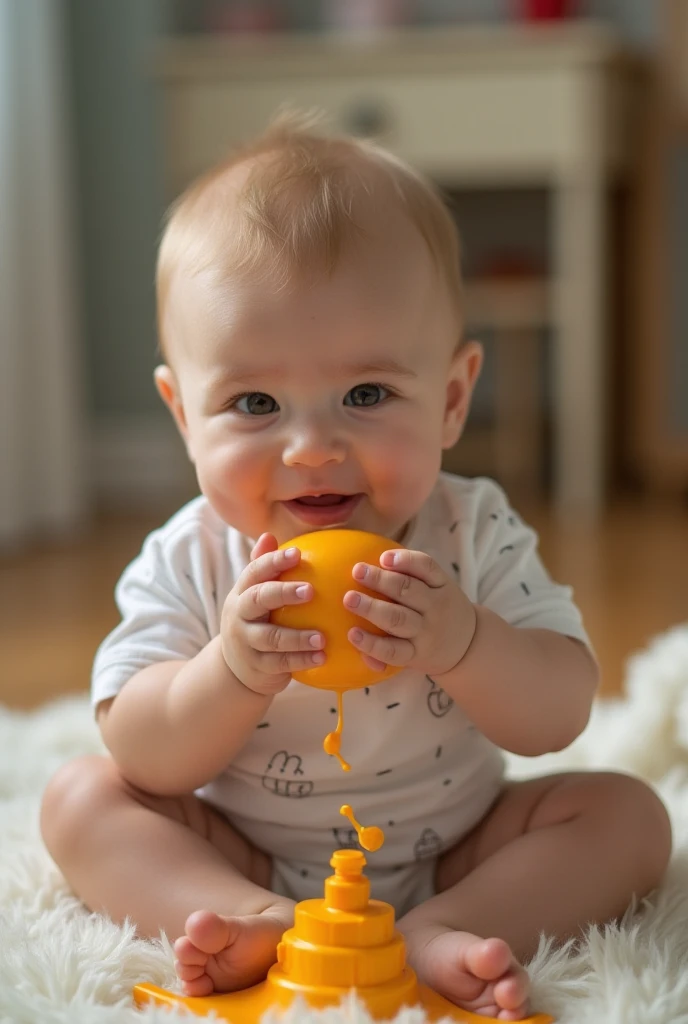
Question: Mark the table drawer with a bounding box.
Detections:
[164,67,579,197]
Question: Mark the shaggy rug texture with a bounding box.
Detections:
[2,625,688,1024]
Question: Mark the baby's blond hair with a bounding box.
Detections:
[156,112,463,355]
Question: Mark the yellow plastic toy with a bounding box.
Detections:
[274,529,407,770]
[270,529,405,691]
[134,847,552,1024]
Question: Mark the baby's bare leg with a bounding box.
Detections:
[41,754,294,993]
[398,771,671,1020]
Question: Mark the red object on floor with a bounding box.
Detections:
[515,0,578,19]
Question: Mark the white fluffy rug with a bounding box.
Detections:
[3,626,688,1024]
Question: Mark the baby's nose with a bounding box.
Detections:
[282,425,346,467]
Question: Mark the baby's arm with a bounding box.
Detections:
[97,535,321,796]
[97,636,270,795]
[435,610,598,756]
[437,485,598,756]
[348,480,597,758]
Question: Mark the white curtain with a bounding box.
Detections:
[0,0,86,548]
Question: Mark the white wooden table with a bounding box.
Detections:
[153,22,639,521]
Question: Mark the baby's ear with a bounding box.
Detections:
[442,340,483,449]
[154,365,194,461]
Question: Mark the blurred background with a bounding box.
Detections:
[1,0,686,710]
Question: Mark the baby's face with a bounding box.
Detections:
[158,220,480,544]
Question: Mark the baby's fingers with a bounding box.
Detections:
[246,621,325,655]
[239,545,301,594]
[249,532,278,561]
[251,649,326,676]
[238,579,312,622]
[348,627,415,668]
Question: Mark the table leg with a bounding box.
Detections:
[552,174,608,521]
[493,327,543,499]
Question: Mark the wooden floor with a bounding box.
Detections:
[1,498,686,709]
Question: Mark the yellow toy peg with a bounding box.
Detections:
[323,691,351,771]
[133,849,554,1024]
[270,529,405,691]
[340,802,384,852]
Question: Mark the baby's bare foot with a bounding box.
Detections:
[404,926,531,1021]
[173,902,294,997]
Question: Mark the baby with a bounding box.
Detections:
[41,117,671,1021]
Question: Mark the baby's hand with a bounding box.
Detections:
[343,549,477,678]
[220,533,325,695]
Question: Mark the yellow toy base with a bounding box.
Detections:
[134,976,553,1024]
[133,849,553,1024]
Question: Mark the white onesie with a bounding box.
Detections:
[91,473,590,916]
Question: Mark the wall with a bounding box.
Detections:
[67,0,177,421]
[66,0,198,504]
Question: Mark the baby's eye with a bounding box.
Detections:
[344,383,390,408]
[231,392,279,416]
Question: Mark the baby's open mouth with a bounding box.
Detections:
[284,493,362,525]
[293,494,350,506]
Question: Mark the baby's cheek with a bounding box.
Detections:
[365,426,440,509]
[196,439,260,515]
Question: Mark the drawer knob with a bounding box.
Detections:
[344,102,390,138]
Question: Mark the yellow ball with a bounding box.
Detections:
[271,529,404,691]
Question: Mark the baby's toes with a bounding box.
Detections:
[496,1007,532,1023]
[495,966,532,1015]
[179,973,215,998]
[174,934,207,967]
[184,909,234,956]
[493,966,530,1011]
[465,937,514,981]
[174,959,206,983]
